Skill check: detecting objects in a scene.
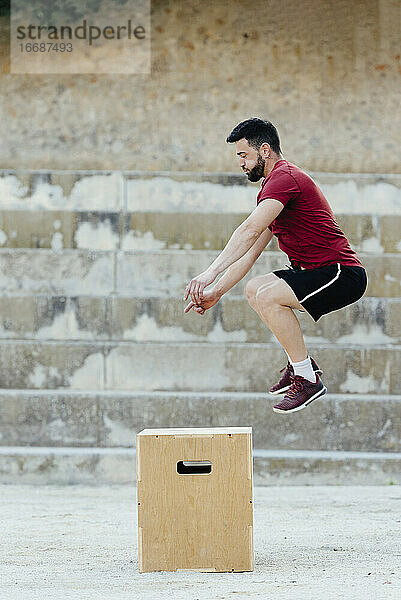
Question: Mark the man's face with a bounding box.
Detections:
[235,138,266,182]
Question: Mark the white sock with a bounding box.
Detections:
[292,355,316,383]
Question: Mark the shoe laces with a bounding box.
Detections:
[279,361,292,374]
[285,374,305,399]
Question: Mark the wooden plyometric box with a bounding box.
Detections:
[136,426,254,573]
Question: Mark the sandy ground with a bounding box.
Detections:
[0,485,400,600]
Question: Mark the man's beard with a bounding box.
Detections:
[245,152,266,182]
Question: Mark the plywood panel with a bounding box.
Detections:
[137,427,254,572]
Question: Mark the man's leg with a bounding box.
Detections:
[245,272,327,411]
[244,273,308,362]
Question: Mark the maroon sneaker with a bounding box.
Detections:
[273,373,327,413]
[269,357,323,395]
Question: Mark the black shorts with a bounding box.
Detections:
[273,262,368,322]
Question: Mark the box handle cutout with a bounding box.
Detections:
[177,460,212,474]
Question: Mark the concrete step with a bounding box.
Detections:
[0,295,110,340]
[0,209,122,251]
[0,209,399,254]
[0,249,397,296]
[0,446,399,485]
[0,295,399,344]
[2,170,400,214]
[0,171,123,211]
[0,248,114,295]
[122,212,401,254]
[116,250,399,298]
[124,171,401,215]
[0,390,399,453]
[0,340,398,393]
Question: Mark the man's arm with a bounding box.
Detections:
[214,227,273,297]
[209,199,283,274]
[184,198,284,304]
[184,227,273,315]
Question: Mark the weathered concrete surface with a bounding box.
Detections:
[105,343,401,394]
[0,172,122,210]
[0,249,114,295]
[1,209,401,254]
[0,341,105,389]
[0,295,398,343]
[220,296,401,344]
[1,171,401,216]
[0,210,121,250]
[110,296,401,344]
[123,211,401,253]
[0,341,398,393]
[116,251,401,298]
[0,249,398,297]
[0,295,110,340]
[125,173,401,215]
[0,391,101,448]
[0,0,400,172]
[0,390,400,453]
[0,167,398,478]
[0,447,400,486]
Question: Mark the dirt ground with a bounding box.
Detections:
[0,484,400,600]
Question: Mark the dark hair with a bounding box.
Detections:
[226,118,282,155]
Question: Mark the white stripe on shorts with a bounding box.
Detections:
[298,262,341,303]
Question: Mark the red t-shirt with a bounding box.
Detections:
[256,159,363,269]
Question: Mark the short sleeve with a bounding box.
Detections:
[257,171,299,207]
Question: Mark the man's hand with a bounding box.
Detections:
[183,267,218,305]
[184,287,221,315]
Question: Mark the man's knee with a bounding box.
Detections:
[255,283,278,312]
[256,278,304,313]
[244,278,259,303]
[245,274,277,308]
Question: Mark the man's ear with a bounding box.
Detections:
[260,142,271,158]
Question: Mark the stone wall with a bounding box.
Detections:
[0,0,400,172]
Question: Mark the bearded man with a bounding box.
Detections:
[184,118,368,414]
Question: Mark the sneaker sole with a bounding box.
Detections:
[272,386,327,414]
[269,384,291,395]
[268,370,323,396]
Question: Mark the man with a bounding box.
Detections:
[183,118,368,414]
